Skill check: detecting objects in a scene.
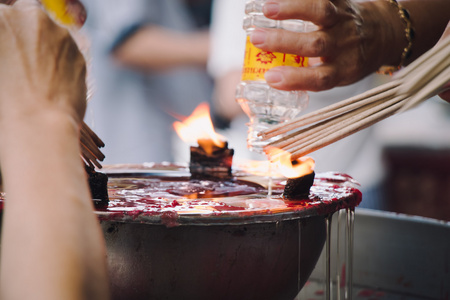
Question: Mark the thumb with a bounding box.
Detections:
[11,0,38,7]
[0,0,17,5]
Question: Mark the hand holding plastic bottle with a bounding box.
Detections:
[249,0,450,92]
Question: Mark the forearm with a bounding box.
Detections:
[359,0,450,68]
[213,70,244,122]
[113,26,210,71]
[400,0,449,64]
[0,112,108,300]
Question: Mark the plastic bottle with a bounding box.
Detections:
[236,0,315,153]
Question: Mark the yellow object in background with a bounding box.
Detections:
[40,0,85,27]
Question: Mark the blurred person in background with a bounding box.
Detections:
[83,0,213,164]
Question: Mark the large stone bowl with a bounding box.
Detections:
[96,164,361,300]
[101,216,325,300]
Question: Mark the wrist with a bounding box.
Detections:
[0,105,78,130]
[0,111,80,166]
[358,1,408,73]
[186,31,210,66]
[0,110,85,208]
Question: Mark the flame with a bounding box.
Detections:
[237,148,314,179]
[173,103,226,154]
[237,160,272,177]
[267,147,315,179]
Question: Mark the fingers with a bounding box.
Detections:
[262,0,339,27]
[0,0,45,33]
[39,0,87,27]
[247,0,371,92]
[0,0,16,5]
[248,28,340,91]
[12,0,86,29]
[0,0,87,123]
[265,65,339,92]
[0,0,41,18]
[250,28,333,58]
[64,0,87,26]
[11,0,38,7]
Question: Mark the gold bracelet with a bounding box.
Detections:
[378,0,414,75]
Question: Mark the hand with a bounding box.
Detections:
[249,0,450,103]
[0,0,87,124]
[0,4,108,300]
[249,0,401,92]
[62,0,87,27]
[0,0,86,26]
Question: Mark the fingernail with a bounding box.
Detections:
[265,69,284,84]
[263,2,280,17]
[250,29,267,46]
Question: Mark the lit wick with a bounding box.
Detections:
[266,148,315,200]
[283,170,315,200]
[173,103,234,179]
[189,139,234,179]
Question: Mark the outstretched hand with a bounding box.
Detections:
[251,0,449,93]
[249,0,401,91]
[0,0,87,125]
[0,0,86,26]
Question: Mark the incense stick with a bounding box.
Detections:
[275,94,403,153]
[260,79,401,140]
[80,122,105,169]
[261,36,450,160]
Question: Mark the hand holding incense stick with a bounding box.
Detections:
[260,36,450,161]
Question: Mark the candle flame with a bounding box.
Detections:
[237,160,272,177]
[237,148,314,179]
[267,147,315,178]
[173,103,226,154]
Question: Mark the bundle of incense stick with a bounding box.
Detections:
[260,36,450,161]
[80,121,105,169]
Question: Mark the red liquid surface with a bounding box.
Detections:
[94,170,361,225]
[0,167,362,227]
